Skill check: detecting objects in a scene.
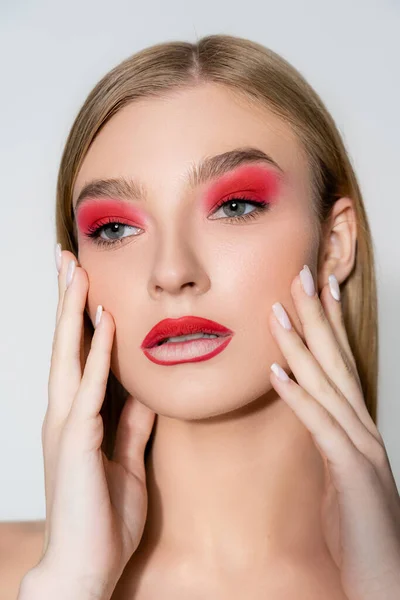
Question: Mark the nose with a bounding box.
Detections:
[147,234,210,299]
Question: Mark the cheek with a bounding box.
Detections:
[230,228,313,336]
[81,259,126,324]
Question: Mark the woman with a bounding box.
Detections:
[17,34,400,599]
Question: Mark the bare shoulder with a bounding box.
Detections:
[0,520,45,599]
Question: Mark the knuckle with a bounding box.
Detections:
[57,416,80,452]
[370,440,389,470]
[83,357,109,390]
[326,374,342,398]
[345,444,370,474]
[354,449,377,481]
[41,411,62,445]
[324,404,339,430]
[52,314,78,353]
[312,371,336,401]
[313,377,329,400]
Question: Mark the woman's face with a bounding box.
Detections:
[72,83,319,419]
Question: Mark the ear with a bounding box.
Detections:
[316,196,358,292]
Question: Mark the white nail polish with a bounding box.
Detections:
[55,243,62,274]
[300,264,315,297]
[95,305,103,328]
[271,362,289,382]
[66,260,76,289]
[272,302,292,330]
[328,274,340,301]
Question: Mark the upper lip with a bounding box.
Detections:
[141,316,234,349]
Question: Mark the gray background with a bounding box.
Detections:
[1,0,399,520]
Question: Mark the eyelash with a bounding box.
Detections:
[84,195,271,249]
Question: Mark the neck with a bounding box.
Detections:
[137,389,330,573]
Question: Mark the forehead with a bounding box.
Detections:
[73,83,311,205]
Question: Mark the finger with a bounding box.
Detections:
[69,307,115,426]
[269,363,369,483]
[319,282,359,380]
[270,366,400,583]
[43,263,90,524]
[43,267,97,556]
[54,250,79,329]
[269,305,383,465]
[113,395,156,478]
[269,365,400,536]
[290,268,380,441]
[47,263,89,428]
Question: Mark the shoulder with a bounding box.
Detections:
[0,520,45,599]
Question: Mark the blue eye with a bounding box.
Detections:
[85,196,270,249]
[210,196,270,221]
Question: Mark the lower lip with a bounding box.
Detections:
[141,335,233,365]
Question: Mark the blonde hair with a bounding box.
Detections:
[55,34,379,460]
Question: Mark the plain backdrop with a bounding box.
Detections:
[1,0,399,520]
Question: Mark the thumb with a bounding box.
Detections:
[113,395,156,477]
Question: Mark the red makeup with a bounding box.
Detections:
[76,200,147,237]
[202,164,281,211]
[75,164,282,237]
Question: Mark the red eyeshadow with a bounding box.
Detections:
[202,164,282,211]
[76,200,147,236]
[75,164,282,236]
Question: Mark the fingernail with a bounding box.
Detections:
[300,264,315,297]
[66,260,76,289]
[328,274,340,301]
[95,305,103,328]
[55,243,62,274]
[272,302,292,330]
[271,362,290,382]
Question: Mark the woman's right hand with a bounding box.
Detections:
[24,249,156,599]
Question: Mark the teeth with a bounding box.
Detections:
[158,332,219,345]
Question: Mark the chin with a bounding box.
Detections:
[115,362,275,422]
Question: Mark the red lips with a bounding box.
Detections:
[141,316,234,349]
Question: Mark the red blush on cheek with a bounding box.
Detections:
[76,199,148,236]
[203,164,282,210]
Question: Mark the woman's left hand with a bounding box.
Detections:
[268,264,400,600]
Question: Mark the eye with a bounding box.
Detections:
[84,195,271,249]
[210,196,270,221]
[85,219,141,249]
[97,222,139,241]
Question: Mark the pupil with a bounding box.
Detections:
[225,200,245,217]
[106,223,124,239]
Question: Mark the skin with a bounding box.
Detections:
[13,82,400,600]
[0,521,44,599]
[68,82,359,598]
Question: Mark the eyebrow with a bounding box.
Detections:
[73,146,284,216]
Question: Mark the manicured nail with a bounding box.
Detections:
[328,274,340,301]
[271,362,290,382]
[55,243,62,274]
[272,302,292,330]
[66,260,76,289]
[300,264,315,297]
[95,305,103,328]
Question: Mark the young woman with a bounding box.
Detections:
[17,34,400,599]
